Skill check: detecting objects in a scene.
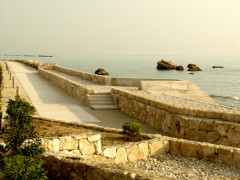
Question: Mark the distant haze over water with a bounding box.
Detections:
[1,54,240,109]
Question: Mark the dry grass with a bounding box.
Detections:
[32,119,140,147]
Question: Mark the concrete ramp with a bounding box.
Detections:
[140,80,217,104]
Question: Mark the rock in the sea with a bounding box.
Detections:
[157,59,177,70]
[95,68,109,75]
[212,66,224,68]
[176,65,184,71]
[187,64,202,71]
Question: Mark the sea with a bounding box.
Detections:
[1,54,240,109]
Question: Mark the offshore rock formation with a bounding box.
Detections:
[157,59,177,70]
[187,64,202,71]
[95,68,109,75]
[176,65,184,71]
[212,66,224,68]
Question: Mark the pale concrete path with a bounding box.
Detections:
[8,62,100,123]
[7,62,162,134]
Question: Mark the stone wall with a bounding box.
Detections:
[165,136,240,167]
[13,59,56,69]
[53,65,111,85]
[38,68,94,104]
[42,134,101,155]
[22,117,240,178]
[101,138,169,164]
[111,88,240,147]
[44,154,167,180]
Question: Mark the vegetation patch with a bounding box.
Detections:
[0,97,47,180]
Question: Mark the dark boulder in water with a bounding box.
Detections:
[187,64,202,71]
[95,68,109,75]
[212,66,224,68]
[157,59,177,70]
[176,65,184,71]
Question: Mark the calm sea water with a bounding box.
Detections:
[1,54,240,109]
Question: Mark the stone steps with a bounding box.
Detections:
[87,93,120,110]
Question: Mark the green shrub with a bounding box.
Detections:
[122,120,143,141]
[3,154,47,180]
[0,96,47,179]
[1,96,36,152]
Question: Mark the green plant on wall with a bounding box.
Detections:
[0,96,47,179]
[122,120,143,141]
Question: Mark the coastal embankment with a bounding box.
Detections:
[2,59,240,179]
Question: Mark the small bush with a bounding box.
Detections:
[122,120,143,141]
[3,154,47,180]
[0,96,47,179]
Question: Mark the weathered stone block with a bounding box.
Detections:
[216,125,226,136]
[227,128,240,145]
[218,148,233,160]
[103,147,117,158]
[161,119,169,133]
[88,134,101,142]
[138,142,149,159]
[214,137,231,146]
[44,138,59,152]
[115,147,128,164]
[234,125,240,132]
[199,120,215,132]
[203,146,216,160]
[59,136,78,151]
[127,145,139,162]
[79,139,95,155]
[94,140,102,154]
[235,114,240,123]
[233,150,240,161]
[72,134,87,140]
[222,112,235,121]
[180,141,198,156]
[206,131,220,143]
[72,150,81,155]
[148,140,167,156]
[188,118,201,131]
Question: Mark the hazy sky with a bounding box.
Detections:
[0,0,239,56]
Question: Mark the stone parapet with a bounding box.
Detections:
[42,134,101,156]
[102,138,169,164]
[13,59,57,69]
[111,88,240,147]
[164,136,240,167]
[53,65,111,85]
[38,68,94,104]
[111,88,240,123]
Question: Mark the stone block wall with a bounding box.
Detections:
[111,88,240,123]
[14,59,56,69]
[42,134,101,155]
[38,68,94,104]
[165,136,240,167]
[111,88,240,147]
[102,138,169,164]
[53,65,111,85]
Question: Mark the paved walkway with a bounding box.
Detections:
[7,62,161,134]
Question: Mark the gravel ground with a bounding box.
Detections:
[125,154,240,180]
[129,89,240,115]
[48,70,138,93]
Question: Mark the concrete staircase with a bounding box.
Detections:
[87,93,120,110]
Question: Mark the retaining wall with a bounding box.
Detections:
[42,134,101,155]
[38,68,94,104]
[53,65,112,85]
[111,88,240,147]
